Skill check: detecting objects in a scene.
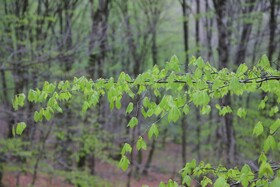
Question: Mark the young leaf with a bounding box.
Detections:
[257,54,270,69]
[263,135,276,152]
[258,152,267,164]
[43,108,52,121]
[236,63,248,76]
[121,143,132,155]
[118,155,130,171]
[115,100,121,109]
[148,124,159,139]
[214,177,229,187]
[168,106,181,122]
[193,91,210,106]
[127,117,138,128]
[182,175,192,186]
[201,105,211,115]
[201,176,212,187]
[183,104,190,115]
[136,137,147,151]
[237,108,247,118]
[229,77,242,95]
[270,119,280,134]
[34,111,43,122]
[126,102,134,114]
[253,121,263,137]
[16,122,27,135]
[259,162,273,178]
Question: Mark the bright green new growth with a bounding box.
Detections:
[12,55,280,186]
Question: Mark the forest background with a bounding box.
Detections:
[0,0,280,187]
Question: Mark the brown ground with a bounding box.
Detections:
[2,143,183,187]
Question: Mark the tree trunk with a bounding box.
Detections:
[180,0,189,167]
[195,0,201,162]
[234,0,255,66]
[181,0,189,70]
[213,0,236,165]
[268,0,276,62]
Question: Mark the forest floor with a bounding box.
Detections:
[2,142,183,187]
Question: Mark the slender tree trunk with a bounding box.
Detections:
[268,0,276,62]
[234,0,255,66]
[205,0,213,62]
[213,0,236,165]
[180,0,189,167]
[181,0,189,70]
[195,0,201,162]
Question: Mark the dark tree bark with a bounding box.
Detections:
[234,0,256,66]
[195,0,201,162]
[179,0,189,167]
[213,0,236,165]
[268,0,276,62]
[88,0,110,79]
[181,0,189,70]
[205,0,213,61]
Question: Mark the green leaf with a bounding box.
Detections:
[201,176,212,187]
[257,54,270,69]
[118,155,130,171]
[270,119,280,134]
[28,89,37,102]
[201,105,211,115]
[115,100,121,109]
[237,108,247,118]
[236,63,248,76]
[229,77,242,95]
[159,182,166,187]
[168,106,181,122]
[183,104,190,115]
[148,124,159,139]
[216,104,232,116]
[167,179,178,187]
[193,91,210,106]
[214,177,229,187]
[196,57,205,69]
[253,121,263,136]
[136,137,147,151]
[16,122,26,135]
[34,111,43,122]
[258,96,268,109]
[126,102,134,114]
[271,177,280,187]
[263,135,276,152]
[258,152,267,164]
[182,175,192,186]
[127,117,138,128]
[269,106,278,117]
[43,108,52,121]
[121,143,132,155]
[194,68,203,79]
[13,93,26,110]
[259,162,273,178]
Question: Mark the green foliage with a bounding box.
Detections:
[12,93,25,110]
[148,124,159,139]
[136,136,147,151]
[15,122,27,135]
[253,121,264,136]
[11,55,280,186]
[127,117,138,128]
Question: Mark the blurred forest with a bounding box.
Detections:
[0,0,280,187]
